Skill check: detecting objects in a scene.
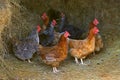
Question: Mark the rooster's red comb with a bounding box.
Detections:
[93,18,99,25]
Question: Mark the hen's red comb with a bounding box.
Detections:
[94,27,99,34]
[52,19,57,25]
[64,31,70,37]
[93,18,99,25]
[37,25,41,32]
[41,13,47,20]
[42,12,47,17]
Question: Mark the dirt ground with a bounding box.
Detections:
[0,0,120,80]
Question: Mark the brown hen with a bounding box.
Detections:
[38,31,70,73]
[89,19,103,54]
[69,19,99,65]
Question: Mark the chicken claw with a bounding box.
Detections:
[53,67,60,73]
[75,58,87,65]
[80,59,87,65]
[80,59,90,65]
[80,59,84,64]
[75,57,79,64]
[27,59,32,63]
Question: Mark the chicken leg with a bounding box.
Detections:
[27,59,32,63]
[75,57,79,64]
[75,57,87,65]
[80,59,84,64]
[80,59,87,65]
[53,67,60,73]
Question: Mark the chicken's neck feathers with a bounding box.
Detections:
[87,28,96,43]
[57,35,68,54]
[58,35,67,45]
[44,16,49,26]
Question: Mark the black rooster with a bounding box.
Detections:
[39,20,57,46]
[58,13,85,39]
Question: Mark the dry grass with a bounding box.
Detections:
[0,0,11,28]
[0,0,42,78]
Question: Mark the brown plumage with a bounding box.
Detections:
[41,13,49,30]
[89,19,103,53]
[94,33,103,52]
[69,21,99,65]
[38,31,70,73]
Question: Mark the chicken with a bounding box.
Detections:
[58,12,85,39]
[68,19,99,65]
[41,12,49,31]
[38,31,70,73]
[12,25,41,63]
[47,8,61,22]
[89,18,103,54]
[53,31,63,46]
[40,12,66,46]
[40,12,63,46]
[95,34,103,52]
[58,12,68,33]
[39,19,57,46]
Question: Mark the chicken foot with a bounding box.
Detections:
[74,57,87,65]
[75,57,79,64]
[53,67,60,73]
[80,59,88,65]
[27,59,32,63]
[80,59,84,64]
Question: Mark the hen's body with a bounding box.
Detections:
[39,31,69,73]
[69,26,99,64]
[95,33,103,52]
[14,40,38,61]
[69,37,95,58]
[58,13,85,39]
[12,26,41,62]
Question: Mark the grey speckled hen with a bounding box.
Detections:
[12,25,41,63]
